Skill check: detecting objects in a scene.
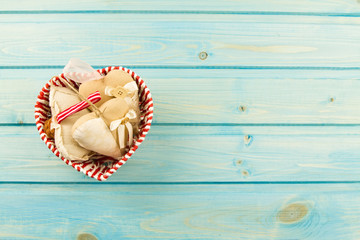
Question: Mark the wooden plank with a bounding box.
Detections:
[1,0,360,13]
[0,14,360,67]
[0,183,359,239]
[2,68,360,124]
[1,125,360,182]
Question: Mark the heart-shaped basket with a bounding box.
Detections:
[34,66,153,181]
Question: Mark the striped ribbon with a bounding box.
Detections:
[56,91,101,123]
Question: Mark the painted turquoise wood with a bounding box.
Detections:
[1,125,360,182]
[0,184,359,239]
[0,14,360,67]
[2,68,360,124]
[0,0,360,13]
[0,1,359,239]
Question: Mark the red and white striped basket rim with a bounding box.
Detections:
[34,66,153,181]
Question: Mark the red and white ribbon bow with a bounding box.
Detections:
[56,91,101,123]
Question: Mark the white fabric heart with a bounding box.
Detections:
[73,116,121,159]
[63,58,103,83]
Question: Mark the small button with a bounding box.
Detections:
[111,86,128,98]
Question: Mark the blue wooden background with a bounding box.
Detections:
[1,0,360,239]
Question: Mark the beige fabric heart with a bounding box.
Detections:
[49,86,93,161]
[105,81,140,135]
[79,70,134,107]
[72,98,130,159]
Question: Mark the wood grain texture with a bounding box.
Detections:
[0,14,360,67]
[0,1,359,238]
[0,183,359,239]
[1,125,360,182]
[2,68,360,124]
[1,0,360,13]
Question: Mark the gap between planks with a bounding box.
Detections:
[1,181,360,185]
[1,10,360,17]
[1,66,360,70]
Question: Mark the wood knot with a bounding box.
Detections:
[239,105,247,112]
[77,233,98,240]
[199,51,208,60]
[277,203,308,224]
[241,170,249,177]
[244,135,253,145]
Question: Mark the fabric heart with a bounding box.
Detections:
[105,81,140,135]
[49,85,93,161]
[79,69,135,107]
[63,58,103,83]
[72,98,130,159]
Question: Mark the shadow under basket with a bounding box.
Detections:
[34,66,154,181]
